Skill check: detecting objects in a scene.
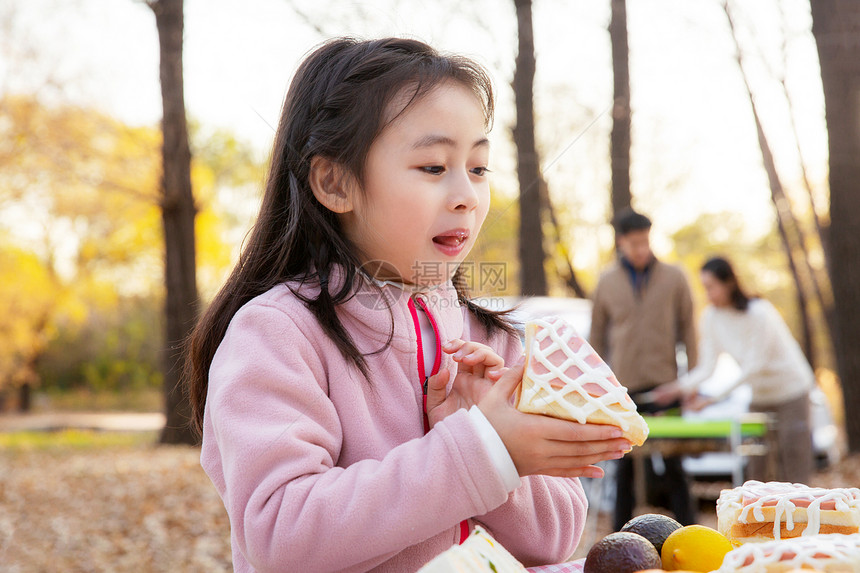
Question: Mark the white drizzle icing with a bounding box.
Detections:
[521,317,639,430]
[718,480,860,540]
[716,532,860,572]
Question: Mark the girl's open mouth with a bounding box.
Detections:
[432,229,469,256]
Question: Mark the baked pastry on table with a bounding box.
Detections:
[715,532,860,572]
[417,526,526,572]
[515,317,648,447]
[717,480,860,545]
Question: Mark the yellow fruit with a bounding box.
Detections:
[660,525,733,572]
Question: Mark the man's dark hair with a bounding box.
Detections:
[613,207,652,236]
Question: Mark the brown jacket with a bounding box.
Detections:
[590,259,698,393]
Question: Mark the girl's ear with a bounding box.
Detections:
[309,156,355,214]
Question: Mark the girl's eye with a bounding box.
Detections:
[421,166,446,175]
[470,166,491,177]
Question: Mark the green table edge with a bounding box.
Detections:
[641,415,767,439]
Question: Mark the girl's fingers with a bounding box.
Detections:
[487,362,524,401]
[442,339,466,354]
[486,367,506,381]
[582,465,605,478]
[539,465,606,479]
[452,345,504,381]
[547,449,628,465]
[461,364,485,379]
[531,418,626,443]
[537,438,630,460]
[458,350,485,364]
[531,448,629,476]
[424,369,450,411]
[445,340,504,368]
[460,349,504,368]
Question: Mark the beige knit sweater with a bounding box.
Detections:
[678,299,814,406]
[590,259,698,393]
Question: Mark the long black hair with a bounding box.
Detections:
[185,38,515,435]
[701,256,755,311]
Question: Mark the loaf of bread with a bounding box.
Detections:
[716,532,860,572]
[515,317,648,447]
[717,480,860,546]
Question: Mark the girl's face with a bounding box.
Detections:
[701,270,732,308]
[341,81,491,286]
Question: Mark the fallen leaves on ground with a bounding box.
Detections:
[809,452,860,489]
[0,443,232,572]
[2,436,859,572]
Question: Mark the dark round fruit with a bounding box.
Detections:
[620,513,683,555]
[583,531,662,573]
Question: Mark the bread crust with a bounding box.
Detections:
[728,520,856,540]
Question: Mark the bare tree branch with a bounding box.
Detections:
[723,0,819,364]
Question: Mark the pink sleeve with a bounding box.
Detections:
[466,322,589,566]
[476,476,588,566]
[203,302,511,572]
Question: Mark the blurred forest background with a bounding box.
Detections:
[3,0,860,569]
[1,0,859,446]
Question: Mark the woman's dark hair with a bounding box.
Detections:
[185,37,516,436]
[701,256,754,311]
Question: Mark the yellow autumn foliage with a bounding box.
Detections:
[0,95,262,393]
[0,245,59,387]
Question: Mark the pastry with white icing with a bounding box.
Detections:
[716,532,860,572]
[515,317,648,447]
[717,480,860,545]
[417,526,526,572]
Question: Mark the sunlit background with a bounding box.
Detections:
[0,0,851,570]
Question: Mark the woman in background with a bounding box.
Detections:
[653,256,815,483]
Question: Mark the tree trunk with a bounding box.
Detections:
[150,0,198,445]
[810,0,860,452]
[609,0,632,218]
[18,383,31,412]
[513,0,547,296]
[770,2,837,351]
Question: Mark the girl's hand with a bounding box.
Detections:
[425,369,493,429]
[442,338,505,380]
[478,362,632,478]
[425,340,506,429]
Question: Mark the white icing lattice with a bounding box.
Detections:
[716,533,860,572]
[718,480,860,540]
[521,317,638,430]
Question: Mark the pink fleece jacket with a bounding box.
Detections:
[201,274,588,572]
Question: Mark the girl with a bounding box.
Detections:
[653,256,815,483]
[186,37,629,572]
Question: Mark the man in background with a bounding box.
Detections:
[590,207,698,530]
